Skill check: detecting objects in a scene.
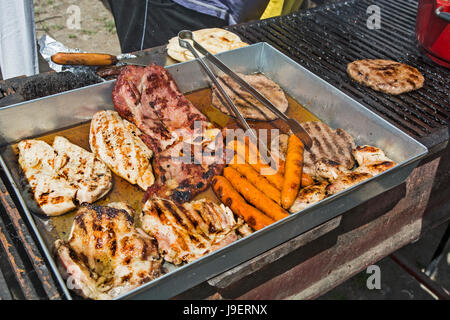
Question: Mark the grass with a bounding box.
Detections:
[103,20,116,33]
[68,34,77,39]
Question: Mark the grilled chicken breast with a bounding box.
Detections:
[18,137,112,216]
[326,145,396,194]
[289,181,329,213]
[353,145,397,175]
[53,136,112,204]
[55,203,163,300]
[347,59,424,95]
[89,110,155,191]
[141,198,242,265]
[18,139,77,216]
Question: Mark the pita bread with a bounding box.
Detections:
[167,28,248,62]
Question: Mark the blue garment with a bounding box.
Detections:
[171,0,270,24]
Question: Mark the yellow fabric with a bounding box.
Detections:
[260,0,284,19]
[260,0,304,19]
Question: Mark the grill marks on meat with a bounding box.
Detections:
[112,65,173,153]
[89,110,155,190]
[55,203,163,300]
[326,145,397,195]
[18,137,112,216]
[347,59,424,95]
[112,64,225,202]
[301,121,356,179]
[140,198,241,265]
[211,73,289,121]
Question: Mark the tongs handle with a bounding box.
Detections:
[178,30,312,150]
[178,30,274,164]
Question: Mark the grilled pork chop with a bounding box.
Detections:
[89,110,155,190]
[347,59,424,95]
[211,73,289,121]
[55,203,163,300]
[141,198,243,265]
[18,138,112,216]
[112,64,225,202]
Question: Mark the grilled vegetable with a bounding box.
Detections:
[212,176,275,231]
[281,134,305,209]
[223,167,289,221]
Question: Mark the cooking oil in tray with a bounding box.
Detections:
[14,88,319,241]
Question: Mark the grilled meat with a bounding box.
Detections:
[211,73,289,121]
[112,64,225,202]
[353,145,396,175]
[146,135,225,203]
[18,137,112,216]
[301,121,356,179]
[89,110,155,190]
[140,197,243,265]
[347,59,424,95]
[18,139,77,216]
[111,65,174,153]
[52,136,112,203]
[326,171,373,195]
[55,203,163,300]
[326,145,396,194]
[289,181,329,213]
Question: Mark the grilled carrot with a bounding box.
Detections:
[212,176,275,231]
[223,167,289,221]
[281,134,305,209]
[230,161,281,205]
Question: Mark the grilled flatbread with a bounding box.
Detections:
[167,28,248,62]
[211,73,288,120]
[89,110,155,190]
[347,59,424,95]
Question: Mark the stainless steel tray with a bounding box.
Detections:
[0,43,428,300]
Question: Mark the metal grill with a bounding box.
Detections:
[228,0,450,151]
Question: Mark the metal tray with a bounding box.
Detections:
[0,43,428,299]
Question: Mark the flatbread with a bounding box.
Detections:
[167,28,248,62]
[211,73,289,121]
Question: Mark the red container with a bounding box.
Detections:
[416,0,450,68]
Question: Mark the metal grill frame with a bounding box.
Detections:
[227,0,449,152]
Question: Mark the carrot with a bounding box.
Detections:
[212,176,275,231]
[223,167,289,221]
[230,161,281,205]
[281,134,305,209]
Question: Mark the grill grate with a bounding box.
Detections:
[228,0,450,150]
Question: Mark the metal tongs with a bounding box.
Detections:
[178,30,313,164]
